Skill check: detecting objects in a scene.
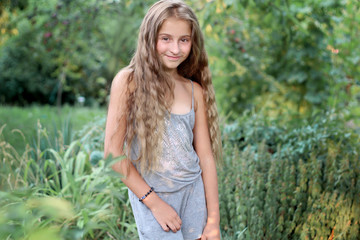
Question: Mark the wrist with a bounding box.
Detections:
[207,215,220,225]
[142,191,160,210]
[139,187,154,203]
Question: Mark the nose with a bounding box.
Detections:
[170,41,180,55]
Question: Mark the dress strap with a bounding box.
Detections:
[190,80,194,110]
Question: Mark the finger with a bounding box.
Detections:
[173,220,181,231]
[201,235,207,240]
[167,222,177,233]
[176,215,182,226]
[161,223,170,232]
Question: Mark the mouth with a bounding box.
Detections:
[165,55,181,60]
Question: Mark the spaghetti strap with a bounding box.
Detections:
[190,80,194,110]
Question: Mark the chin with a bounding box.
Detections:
[162,62,181,70]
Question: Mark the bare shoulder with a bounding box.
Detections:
[111,68,133,93]
[192,81,204,100]
[192,81,205,111]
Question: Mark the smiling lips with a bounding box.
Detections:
[166,55,181,60]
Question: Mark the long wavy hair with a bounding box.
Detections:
[123,0,222,173]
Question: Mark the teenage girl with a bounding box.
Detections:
[104,0,222,239]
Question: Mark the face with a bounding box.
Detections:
[156,17,192,72]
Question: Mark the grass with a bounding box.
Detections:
[0,105,138,239]
[0,116,137,239]
[0,105,106,152]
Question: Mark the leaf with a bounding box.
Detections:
[74,151,87,178]
[26,197,75,219]
[27,228,62,240]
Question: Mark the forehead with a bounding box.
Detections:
[158,17,191,36]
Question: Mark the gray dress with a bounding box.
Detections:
[128,80,207,240]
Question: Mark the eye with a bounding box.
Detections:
[181,38,190,43]
[161,37,170,41]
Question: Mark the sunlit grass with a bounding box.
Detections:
[0,105,106,152]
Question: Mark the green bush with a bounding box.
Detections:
[0,29,58,105]
[196,0,360,117]
[0,0,142,106]
[219,112,360,239]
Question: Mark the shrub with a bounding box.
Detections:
[219,112,360,239]
[0,0,142,106]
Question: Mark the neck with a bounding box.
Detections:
[163,67,180,79]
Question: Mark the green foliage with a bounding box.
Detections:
[326,2,360,125]
[194,0,360,117]
[219,112,360,239]
[0,117,137,239]
[0,105,105,152]
[223,109,358,160]
[0,0,143,106]
[0,25,57,104]
[1,0,359,113]
[1,106,360,239]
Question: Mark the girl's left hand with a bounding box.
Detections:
[201,223,220,240]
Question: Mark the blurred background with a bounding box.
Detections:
[0,0,359,239]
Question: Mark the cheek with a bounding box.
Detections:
[183,43,192,56]
[156,41,166,54]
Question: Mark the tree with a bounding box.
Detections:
[0,0,144,106]
[192,0,355,117]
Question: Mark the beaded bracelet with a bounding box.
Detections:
[139,187,154,203]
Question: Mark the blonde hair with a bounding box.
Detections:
[123,0,222,173]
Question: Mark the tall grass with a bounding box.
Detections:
[0,105,105,152]
[0,117,137,240]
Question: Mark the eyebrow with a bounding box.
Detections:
[158,33,191,38]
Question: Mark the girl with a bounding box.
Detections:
[104,0,222,239]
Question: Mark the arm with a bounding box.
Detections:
[104,69,182,233]
[192,82,220,240]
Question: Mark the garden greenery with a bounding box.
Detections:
[0,0,359,239]
[1,110,359,239]
[220,111,360,239]
[0,120,137,240]
[0,0,359,116]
